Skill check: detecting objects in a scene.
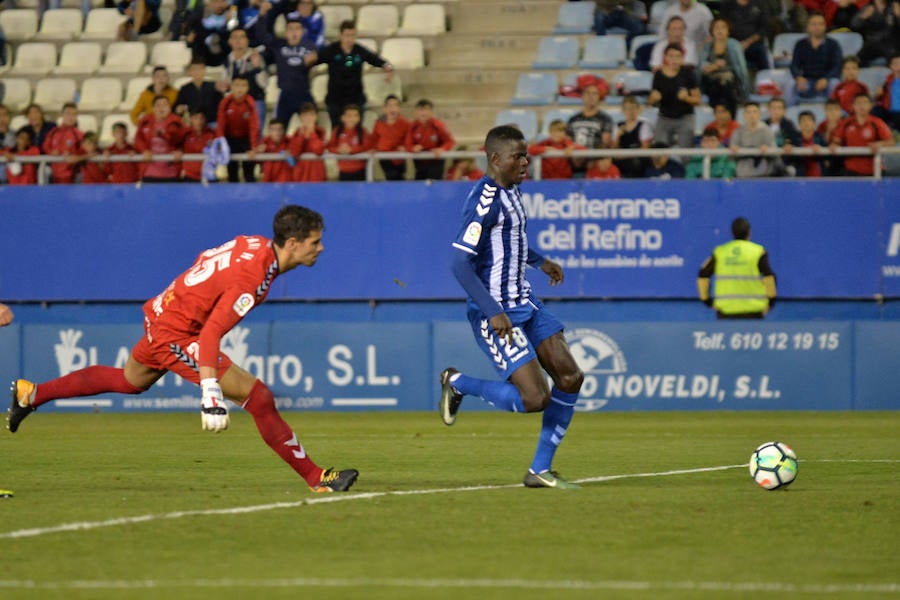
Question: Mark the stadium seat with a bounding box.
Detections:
[10,42,58,76]
[648,0,670,34]
[532,36,579,69]
[539,107,578,136]
[98,41,148,74]
[750,68,795,104]
[0,9,39,42]
[52,41,102,75]
[857,67,890,95]
[510,72,558,106]
[628,33,658,63]
[381,37,425,69]
[579,35,627,69]
[320,5,354,40]
[356,4,399,36]
[605,106,624,127]
[553,1,595,34]
[99,113,136,146]
[265,76,280,109]
[119,76,152,110]
[693,105,713,135]
[829,32,863,59]
[34,8,83,40]
[79,77,125,112]
[787,103,825,126]
[494,109,538,142]
[33,78,78,112]
[772,33,805,68]
[146,41,192,74]
[0,78,33,113]
[10,115,28,133]
[357,38,379,54]
[363,71,403,105]
[81,8,129,40]
[312,74,328,105]
[557,71,616,105]
[641,105,659,128]
[397,4,446,35]
[612,70,653,95]
[77,114,99,135]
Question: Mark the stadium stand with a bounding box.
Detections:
[493,108,539,141]
[356,4,400,37]
[77,113,98,135]
[539,107,578,136]
[52,41,102,75]
[78,77,125,112]
[32,77,77,112]
[749,69,795,104]
[510,72,558,106]
[397,3,446,36]
[363,71,403,105]
[612,70,653,96]
[1,78,33,113]
[553,1,595,35]
[829,32,863,59]
[33,8,83,41]
[0,9,39,42]
[10,42,58,76]
[97,41,148,75]
[119,76,152,111]
[532,36,580,69]
[380,37,425,69]
[81,8,128,41]
[145,41,192,74]
[627,33,658,66]
[857,67,890,95]
[98,113,137,146]
[772,33,806,68]
[579,36,627,69]
[320,5,355,40]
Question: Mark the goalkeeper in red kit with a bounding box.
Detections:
[8,205,357,493]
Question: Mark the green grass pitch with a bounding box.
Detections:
[0,411,897,599]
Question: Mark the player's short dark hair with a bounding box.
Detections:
[273,205,325,246]
[732,217,751,240]
[484,125,525,157]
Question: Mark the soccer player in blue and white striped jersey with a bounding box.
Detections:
[440,125,585,489]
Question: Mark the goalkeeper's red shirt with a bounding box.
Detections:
[143,235,279,369]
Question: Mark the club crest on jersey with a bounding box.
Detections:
[233,293,255,316]
[463,222,482,246]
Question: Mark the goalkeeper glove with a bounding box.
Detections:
[200,378,229,432]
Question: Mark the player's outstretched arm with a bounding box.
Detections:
[200,367,230,433]
[540,259,564,287]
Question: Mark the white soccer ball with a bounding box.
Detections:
[749,441,798,490]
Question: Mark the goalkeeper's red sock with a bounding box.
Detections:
[33,366,145,408]
[242,380,323,487]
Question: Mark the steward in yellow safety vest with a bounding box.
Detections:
[697,217,777,319]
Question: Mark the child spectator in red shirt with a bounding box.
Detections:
[830,56,870,115]
[830,93,893,176]
[104,122,140,184]
[41,102,84,184]
[405,98,455,180]
[134,95,187,182]
[328,104,371,181]
[5,128,40,185]
[446,155,484,181]
[78,132,108,183]
[216,75,260,182]
[586,156,621,179]
[182,110,217,182]
[371,94,409,181]
[257,119,293,183]
[289,102,327,182]
[527,119,582,180]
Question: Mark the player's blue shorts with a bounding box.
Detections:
[466,296,564,380]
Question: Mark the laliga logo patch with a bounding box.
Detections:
[233,293,255,317]
[565,328,628,411]
[463,222,482,246]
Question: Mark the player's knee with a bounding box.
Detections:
[556,368,584,394]
[243,379,277,416]
[522,389,552,413]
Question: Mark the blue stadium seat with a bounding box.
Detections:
[693,105,714,135]
[532,36,580,69]
[829,32,863,58]
[857,67,890,95]
[749,69,795,105]
[772,33,805,68]
[510,72,558,106]
[494,109,539,141]
[579,35,627,69]
[612,70,654,95]
[553,1,595,34]
[558,71,609,106]
[539,107,579,137]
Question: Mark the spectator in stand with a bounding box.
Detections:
[181,109,216,182]
[851,0,900,67]
[566,83,614,176]
[704,103,741,145]
[719,0,772,72]
[263,0,326,50]
[830,0,861,30]
[78,132,107,183]
[118,0,163,41]
[186,0,236,67]
[175,59,224,127]
[645,142,686,178]
[316,20,394,128]
[216,75,261,183]
[134,95,187,183]
[593,0,648,48]
[42,102,84,184]
[686,130,737,179]
[649,43,701,148]
[289,102,327,182]
[256,119,293,183]
[789,0,829,31]
[831,56,871,117]
[699,18,750,115]
[255,3,318,125]
[730,102,777,177]
[650,16,699,70]
[794,110,827,176]
[104,122,140,184]
[528,119,582,180]
[873,54,900,131]
[791,12,843,103]
[818,98,846,174]
[660,0,713,56]
[767,97,802,148]
[586,156,621,179]
[446,155,485,181]
[328,104,371,181]
[21,104,56,152]
[830,93,893,176]
[405,99,455,181]
[131,66,179,125]
[5,128,41,185]
[613,95,654,178]
[371,95,410,181]
[0,104,13,184]
[220,27,269,130]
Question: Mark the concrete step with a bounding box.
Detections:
[448,0,562,34]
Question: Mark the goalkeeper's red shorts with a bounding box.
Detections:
[130,318,233,385]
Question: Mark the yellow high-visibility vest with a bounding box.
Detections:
[713,240,768,314]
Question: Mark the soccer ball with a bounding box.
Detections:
[749,441,798,490]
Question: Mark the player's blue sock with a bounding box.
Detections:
[450,373,525,413]
[529,388,578,474]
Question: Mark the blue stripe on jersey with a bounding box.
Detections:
[451,177,532,309]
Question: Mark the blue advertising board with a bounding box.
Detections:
[853,322,900,410]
